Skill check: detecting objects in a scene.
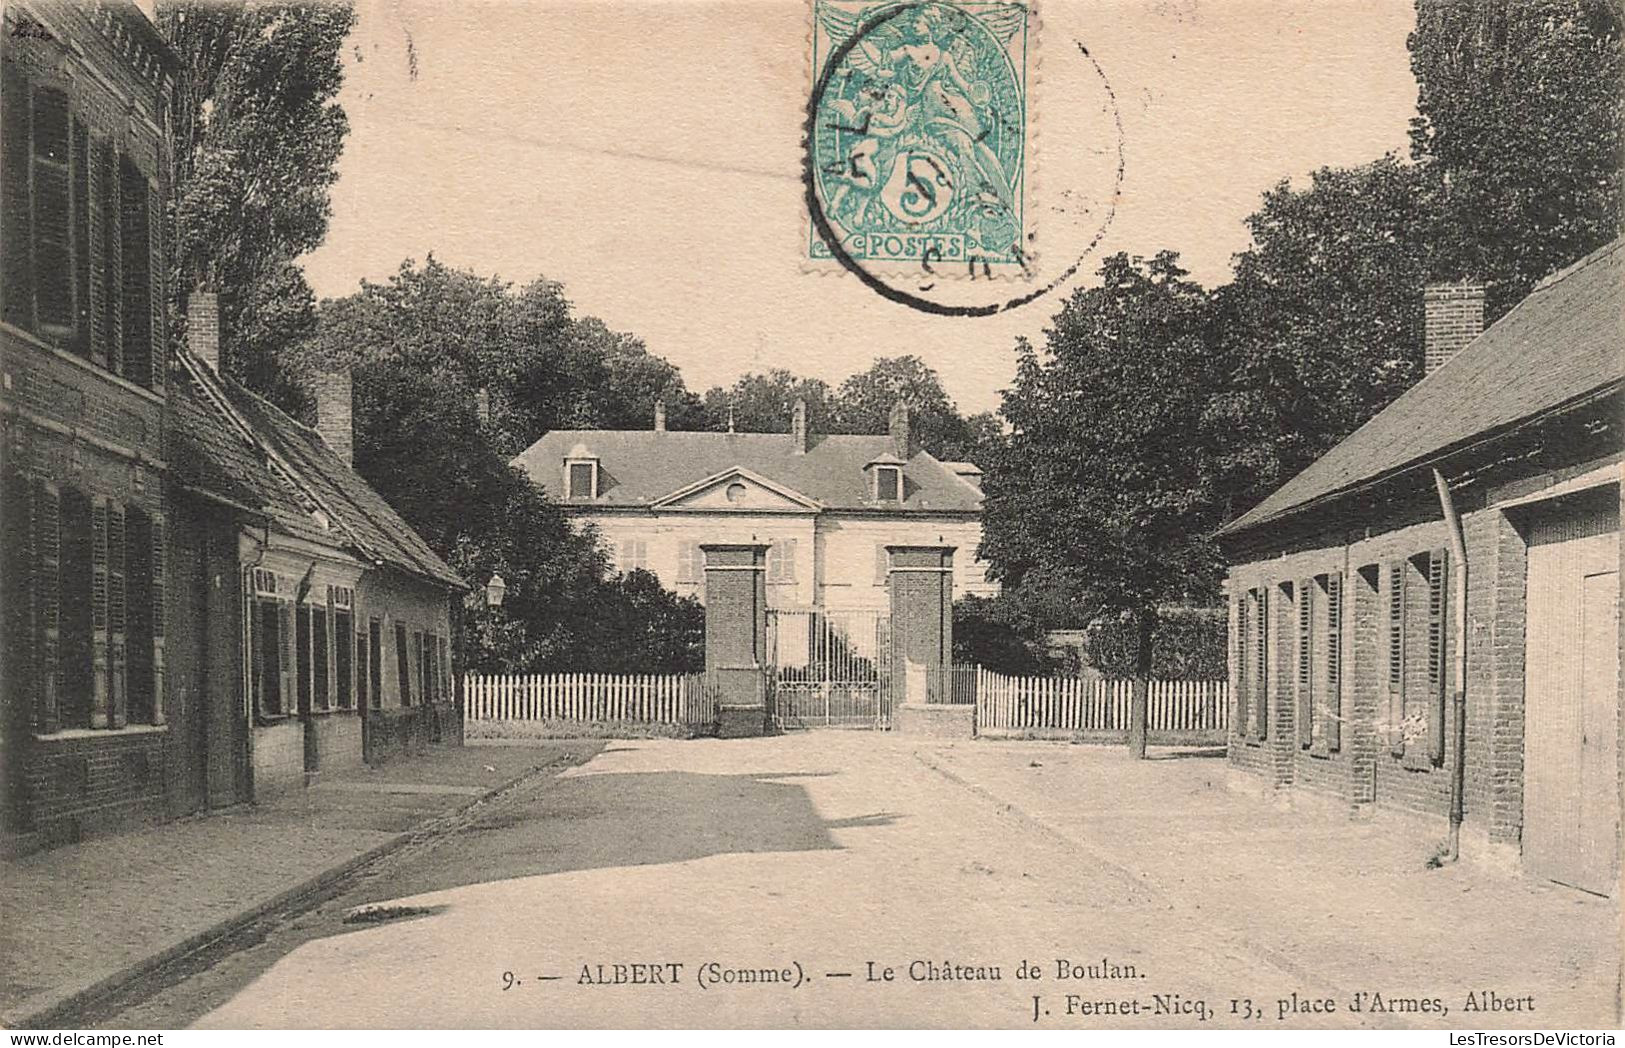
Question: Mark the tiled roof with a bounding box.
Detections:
[1221,239,1625,537]
[167,355,464,589]
[514,430,984,513]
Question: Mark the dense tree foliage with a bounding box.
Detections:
[321,260,706,673]
[981,252,1226,752]
[1410,0,1623,313]
[159,1,354,414]
[700,369,836,436]
[1205,157,1436,517]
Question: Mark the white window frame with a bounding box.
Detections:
[565,458,598,500]
[873,465,902,503]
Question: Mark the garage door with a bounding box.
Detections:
[1523,487,1620,896]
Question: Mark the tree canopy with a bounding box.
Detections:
[982,252,1225,625]
[1410,0,1623,313]
[159,0,355,414]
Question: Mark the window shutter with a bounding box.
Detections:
[145,178,164,393]
[785,538,797,583]
[279,602,294,714]
[1253,588,1269,739]
[34,483,61,734]
[107,502,128,727]
[1234,595,1249,737]
[95,139,119,373]
[119,155,152,388]
[1,60,33,329]
[90,499,110,727]
[1296,580,1313,749]
[1427,548,1448,766]
[1326,571,1342,752]
[31,87,72,329]
[71,115,89,354]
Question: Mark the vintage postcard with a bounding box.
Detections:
[0,0,1620,1037]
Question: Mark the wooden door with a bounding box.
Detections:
[1523,490,1619,896]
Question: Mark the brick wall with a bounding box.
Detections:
[1423,283,1486,375]
[21,729,167,849]
[1222,459,1606,867]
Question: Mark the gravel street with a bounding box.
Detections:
[98,735,1618,1030]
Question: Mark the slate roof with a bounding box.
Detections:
[514,430,984,513]
[1221,239,1625,537]
[167,354,464,589]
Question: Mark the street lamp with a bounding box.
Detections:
[485,573,507,608]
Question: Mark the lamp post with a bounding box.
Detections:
[485,573,506,608]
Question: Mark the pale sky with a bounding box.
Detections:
[301,0,1420,416]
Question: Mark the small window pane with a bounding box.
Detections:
[877,467,900,501]
[569,462,594,498]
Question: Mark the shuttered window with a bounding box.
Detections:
[95,138,120,372]
[395,623,412,706]
[59,489,94,730]
[2,61,33,329]
[1233,595,1249,737]
[312,606,330,711]
[31,87,72,331]
[1324,571,1342,752]
[1426,548,1448,766]
[296,604,312,714]
[71,115,89,355]
[336,609,354,709]
[676,541,701,583]
[1296,580,1313,749]
[124,507,154,725]
[1252,587,1269,739]
[119,155,153,388]
[369,619,383,709]
[769,539,798,583]
[107,503,128,727]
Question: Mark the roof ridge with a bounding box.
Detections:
[1529,238,1623,294]
[227,377,323,435]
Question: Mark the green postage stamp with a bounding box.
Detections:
[807,0,1035,279]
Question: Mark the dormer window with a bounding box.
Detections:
[876,465,901,502]
[865,452,906,504]
[564,443,599,499]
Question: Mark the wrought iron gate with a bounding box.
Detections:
[766,608,891,730]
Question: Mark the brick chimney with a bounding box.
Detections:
[790,398,807,454]
[654,399,667,432]
[1423,282,1486,375]
[312,370,354,466]
[888,399,917,459]
[187,291,220,372]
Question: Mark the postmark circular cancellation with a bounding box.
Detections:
[804,0,1124,316]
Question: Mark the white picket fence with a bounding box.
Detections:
[977,669,1228,739]
[464,672,715,727]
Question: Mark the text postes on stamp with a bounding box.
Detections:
[808,0,1034,282]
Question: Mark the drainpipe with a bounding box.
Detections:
[1431,468,1469,864]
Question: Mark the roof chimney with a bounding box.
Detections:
[312,370,354,467]
[888,399,917,459]
[1423,282,1486,375]
[791,398,807,454]
[187,290,220,372]
[654,399,667,432]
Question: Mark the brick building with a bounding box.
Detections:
[167,297,466,798]
[513,399,996,610]
[1218,243,1622,896]
[1,0,182,851]
[1,1,465,853]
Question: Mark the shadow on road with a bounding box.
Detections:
[97,762,896,1028]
